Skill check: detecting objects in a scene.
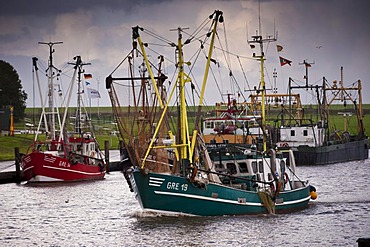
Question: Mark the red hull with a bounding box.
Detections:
[21,152,106,182]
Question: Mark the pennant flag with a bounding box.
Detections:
[279,56,292,66]
[85,81,91,86]
[87,88,101,99]
[84,73,93,80]
[276,45,283,52]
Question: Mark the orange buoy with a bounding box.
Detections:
[310,191,318,200]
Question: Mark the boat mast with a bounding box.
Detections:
[299,60,314,88]
[137,10,222,170]
[194,10,223,131]
[68,56,91,136]
[247,28,276,152]
[38,41,63,140]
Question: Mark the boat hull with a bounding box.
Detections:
[293,139,369,166]
[130,170,311,216]
[21,152,105,182]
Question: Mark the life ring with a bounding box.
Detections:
[90,151,95,157]
[284,172,289,185]
[281,142,289,147]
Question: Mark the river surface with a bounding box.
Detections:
[0,156,369,246]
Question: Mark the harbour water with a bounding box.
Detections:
[0,157,369,246]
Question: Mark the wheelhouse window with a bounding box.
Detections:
[290,130,295,136]
[226,163,237,174]
[280,160,286,174]
[251,161,258,173]
[303,129,308,136]
[205,121,214,129]
[258,161,264,173]
[238,162,248,173]
[215,163,224,171]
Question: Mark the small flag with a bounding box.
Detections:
[276,45,283,52]
[85,81,91,86]
[84,73,93,79]
[279,56,292,66]
[305,63,312,68]
[87,88,101,99]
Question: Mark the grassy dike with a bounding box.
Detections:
[2,105,370,161]
[0,134,121,161]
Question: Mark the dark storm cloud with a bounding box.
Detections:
[0,0,167,16]
[1,0,370,106]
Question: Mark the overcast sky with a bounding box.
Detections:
[1,0,370,108]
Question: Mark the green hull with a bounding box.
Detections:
[131,170,311,216]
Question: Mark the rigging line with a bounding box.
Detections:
[184,14,212,42]
[264,64,274,92]
[145,46,176,66]
[221,21,232,72]
[135,48,168,76]
[229,74,247,102]
[141,28,175,47]
[112,81,142,88]
[186,28,254,61]
[189,47,223,102]
[109,49,134,75]
[145,42,174,48]
[214,32,243,100]
[237,56,252,93]
[182,20,213,47]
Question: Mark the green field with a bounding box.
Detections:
[0,133,121,161]
[1,104,370,161]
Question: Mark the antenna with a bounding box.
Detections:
[247,5,277,152]
[258,0,262,36]
[299,59,315,87]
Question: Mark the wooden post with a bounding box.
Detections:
[104,140,110,173]
[15,147,21,184]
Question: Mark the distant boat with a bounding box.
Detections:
[203,51,369,166]
[202,94,262,146]
[274,67,369,165]
[107,10,316,216]
[21,42,106,182]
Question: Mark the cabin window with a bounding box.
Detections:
[226,163,237,174]
[280,160,286,174]
[205,121,213,129]
[215,163,224,170]
[290,130,295,136]
[251,161,258,173]
[238,162,248,173]
[303,129,308,136]
[258,161,264,173]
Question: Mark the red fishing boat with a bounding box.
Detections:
[21,42,106,182]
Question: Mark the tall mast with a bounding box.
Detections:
[247,33,276,152]
[38,41,63,140]
[68,56,91,136]
[194,10,223,131]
